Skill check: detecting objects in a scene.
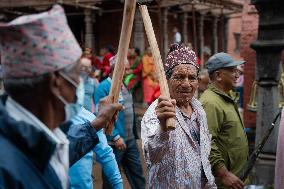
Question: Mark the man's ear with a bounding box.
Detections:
[49,72,63,97]
[198,77,201,83]
[215,71,222,81]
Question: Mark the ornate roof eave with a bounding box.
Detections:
[160,0,244,13]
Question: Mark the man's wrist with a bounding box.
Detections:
[113,135,121,142]
[216,166,229,179]
[91,116,105,130]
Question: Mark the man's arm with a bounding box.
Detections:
[68,97,122,166]
[141,97,175,164]
[94,82,120,141]
[94,130,123,189]
[202,102,226,173]
[67,121,99,166]
[202,101,244,189]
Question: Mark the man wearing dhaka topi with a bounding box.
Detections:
[141,44,217,189]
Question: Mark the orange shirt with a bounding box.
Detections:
[142,54,155,78]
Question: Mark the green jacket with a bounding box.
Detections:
[200,85,248,188]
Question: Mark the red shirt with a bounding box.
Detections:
[102,52,113,76]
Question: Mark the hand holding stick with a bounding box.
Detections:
[139,5,175,130]
[106,0,136,135]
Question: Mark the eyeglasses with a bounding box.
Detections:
[220,67,241,75]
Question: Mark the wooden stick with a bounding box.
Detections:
[139,5,176,130]
[105,0,136,135]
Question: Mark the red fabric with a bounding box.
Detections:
[102,52,113,76]
[143,78,160,104]
[92,57,102,69]
[132,61,142,75]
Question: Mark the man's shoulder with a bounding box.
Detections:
[96,79,111,93]
[200,89,220,103]
[71,107,96,124]
[0,136,37,179]
[0,135,61,189]
[98,78,111,86]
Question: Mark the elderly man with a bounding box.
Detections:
[0,5,121,189]
[69,59,123,189]
[200,53,248,189]
[141,44,216,188]
[95,55,146,189]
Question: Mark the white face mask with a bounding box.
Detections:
[76,77,85,106]
[57,73,85,121]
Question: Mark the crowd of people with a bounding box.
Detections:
[1,4,284,189]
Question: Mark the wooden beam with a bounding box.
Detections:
[0,0,101,8]
[106,0,136,135]
[140,5,176,130]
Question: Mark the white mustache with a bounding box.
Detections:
[177,87,193,93]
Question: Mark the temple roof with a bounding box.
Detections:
[0,0,244,19]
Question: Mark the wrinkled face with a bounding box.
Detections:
[168,64,198,104]
[216,66,241,90]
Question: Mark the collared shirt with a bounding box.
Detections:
[141,98,217,189]
[5,97,69,189]
[121,85,134,141]
[69,107,123,189]
[200,85,248,188]
[106,77,134,141]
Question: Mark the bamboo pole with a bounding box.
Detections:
[105,0,136,135]
[139,5,175,130]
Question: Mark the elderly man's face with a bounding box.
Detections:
[217,66,241,90]
[168,64,198,104]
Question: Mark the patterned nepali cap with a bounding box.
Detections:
[164,43,199,74]
[0,5,82,79]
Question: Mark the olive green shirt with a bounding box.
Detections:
[200,85,248,188]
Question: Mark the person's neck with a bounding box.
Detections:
[15,97,59,130]
[177,101,192,117]
[212,82,230,94]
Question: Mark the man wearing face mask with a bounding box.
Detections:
[95,55,146,189]
[69,58,123,189]
[0,5,122,189]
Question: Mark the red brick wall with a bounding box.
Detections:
[227,13,242,60]
[241,0,259,128]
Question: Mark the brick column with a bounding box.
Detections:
[242,0,258,129]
